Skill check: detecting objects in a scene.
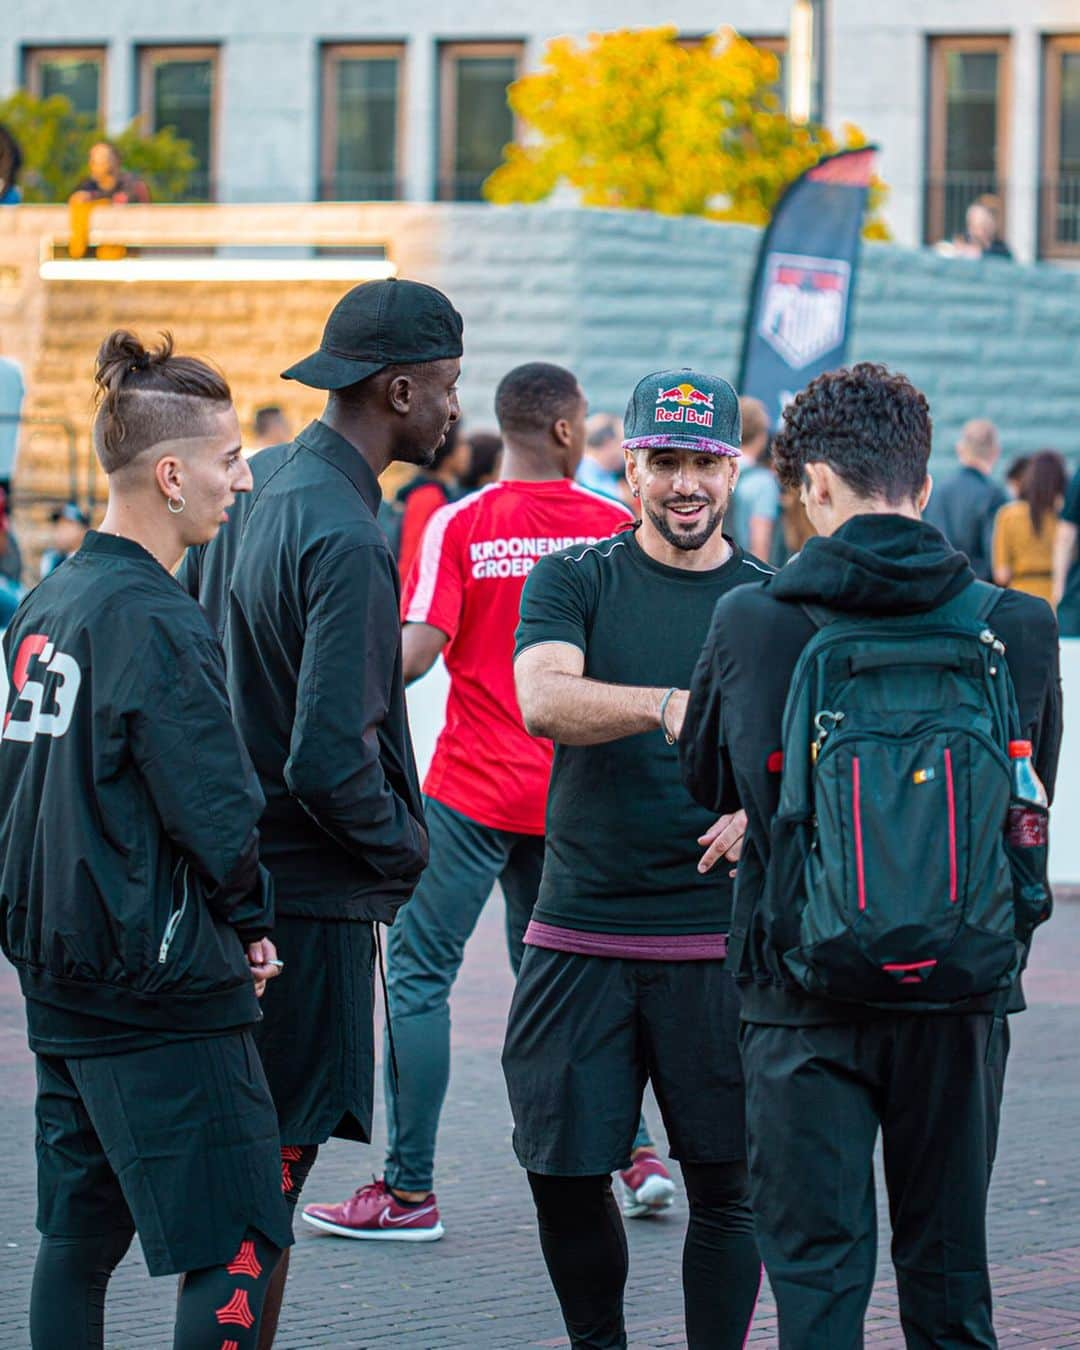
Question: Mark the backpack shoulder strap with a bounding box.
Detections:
[933,578,1003,626]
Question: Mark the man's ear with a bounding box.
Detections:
[552,416,572,449]
[624,448,639,498]
[386,372,412,416]
[918,473,933,514]
[802,460,830,507]
[154,455,183,500]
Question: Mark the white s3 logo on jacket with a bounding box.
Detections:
[2,634,82,743]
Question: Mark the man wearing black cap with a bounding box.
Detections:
[178,277,462,1344]
[504,370,766,1350]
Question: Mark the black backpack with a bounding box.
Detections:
[772,581,1048,1007]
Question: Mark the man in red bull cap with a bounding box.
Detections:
[504,368,769,1348]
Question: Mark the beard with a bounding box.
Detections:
[644,497,726,552]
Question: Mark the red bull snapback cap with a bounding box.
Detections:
[622,368,741,455]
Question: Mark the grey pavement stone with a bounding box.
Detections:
[0,895,1078,1347]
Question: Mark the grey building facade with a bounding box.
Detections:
[3,2,1080,262]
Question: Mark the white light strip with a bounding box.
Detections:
[788,0,814,125]
[40,258,397,283]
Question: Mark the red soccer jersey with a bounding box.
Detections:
[402,478,634,834]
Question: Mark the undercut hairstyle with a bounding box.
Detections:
[92,330,232,475]
[771,363,932,505]
[495,363,581,438]
[253,404,284,438]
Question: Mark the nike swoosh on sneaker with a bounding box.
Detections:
[379,1204,436,1226]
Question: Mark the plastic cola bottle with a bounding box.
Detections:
[1007,739,1048,848]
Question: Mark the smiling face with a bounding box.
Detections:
[626,446,738,552]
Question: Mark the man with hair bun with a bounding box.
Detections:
[179,278,462,1344]
[682,362,1062,1348]
[0,330,291,1348]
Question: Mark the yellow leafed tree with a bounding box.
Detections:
[484,27,889,237]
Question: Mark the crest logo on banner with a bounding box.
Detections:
[758,253,850,371]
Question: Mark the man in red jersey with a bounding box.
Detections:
[302,363,673,1239]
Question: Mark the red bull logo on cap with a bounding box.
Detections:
[654,382,714,427]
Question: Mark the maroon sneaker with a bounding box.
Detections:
[618,1150,676,1219]
[302,1178,445,1242]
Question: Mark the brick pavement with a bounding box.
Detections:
[1,897,1079,1348]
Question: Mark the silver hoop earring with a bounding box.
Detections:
[167,495,186,515]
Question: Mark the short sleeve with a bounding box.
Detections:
[401,500,465,641]
[1063,470,1080,527]
[514,553,591,658]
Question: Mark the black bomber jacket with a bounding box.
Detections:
[0,532,273,1035]
[177,420,428,922]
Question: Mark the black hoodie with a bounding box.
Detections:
[680,514,1062,1026]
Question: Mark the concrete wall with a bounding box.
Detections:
[3,203,1079,499]
[5,2,1080,258]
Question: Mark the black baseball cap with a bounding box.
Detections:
[282,278,464,390]
[623,368,741,456]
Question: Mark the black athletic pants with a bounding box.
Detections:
[30,1227,282,1349]
[741,1012,1010,1350]
[527,1162,760,1349]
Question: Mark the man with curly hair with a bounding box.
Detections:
[679,364,1062,1349]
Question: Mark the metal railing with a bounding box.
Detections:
[436,173,492,203]
[1041,175,1080,253]
[924,172,1003,244]
[319,173,402,202]
[0,414,92,514]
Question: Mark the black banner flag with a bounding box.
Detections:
[738,147,877,426]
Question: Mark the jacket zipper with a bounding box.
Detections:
[158,862,190,964]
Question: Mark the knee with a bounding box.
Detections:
[681,1160,753,1218]
[527,1173,614,1231]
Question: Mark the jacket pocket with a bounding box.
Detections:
[157,860,191,964]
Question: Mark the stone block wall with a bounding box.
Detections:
[2,201,1079,562]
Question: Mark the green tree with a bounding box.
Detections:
[485,27,889,238]
[0,89,196,202]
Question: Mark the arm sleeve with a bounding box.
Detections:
[284,543,428,881]
[401,502,465,640]
[679,599,741,815]
[398,485,446,588]
[1062,470,1080,528]
[130,621,271,936]
[749,473,781,521]
[991,510,1009,575]
[514,553,591,659]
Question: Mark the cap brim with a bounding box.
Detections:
[280,350,386,390]
[623,434,740,456]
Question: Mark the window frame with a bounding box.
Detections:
[925,34,1012,245]
[319,42,406,202]
[137,44,221,201]
[437,41,524,203]
[24,45,107,122]
[1040,34,1080,259]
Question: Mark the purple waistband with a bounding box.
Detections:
[524,920,728,962]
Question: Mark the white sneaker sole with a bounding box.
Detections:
[300,1211,445,1242]
[622,1173,676,1219]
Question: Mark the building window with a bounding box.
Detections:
[139,47,218,201]
[1042,36,1080,258]
[438,43,522,202]
[925,36,1010,245]
[321,45,404,201]
[745,35,789,99]
[25,47,105,121]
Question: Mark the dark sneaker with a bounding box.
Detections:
[618,1150,676,1219]
[301,1178,445,1242]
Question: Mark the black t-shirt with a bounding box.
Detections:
[514,530,771,936]
[1058,468,1080,635]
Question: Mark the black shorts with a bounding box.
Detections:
[35,1032,293,1276]
[502,945,746,1175]
[255,915,375,1147]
